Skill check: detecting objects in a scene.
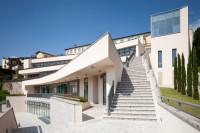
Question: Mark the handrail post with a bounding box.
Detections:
[107,80,114,116]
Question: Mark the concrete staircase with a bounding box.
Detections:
[104,56,157,121]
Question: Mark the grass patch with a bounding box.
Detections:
[160,87,200,104]
[160,87,200,118]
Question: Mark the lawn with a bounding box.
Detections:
[160,87,200,104]
[160,87,200,118]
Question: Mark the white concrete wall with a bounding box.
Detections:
[115,39,138,49]
[0,108,18,133]
[98,75,103,105]
[2,81,23,95]
[50,97,82,125]
[105,36,123,106]
[6,96,27,112]
[157,105,199,133]
[151,7,190,87]
[23,59,31,69]
[79,79,84,97]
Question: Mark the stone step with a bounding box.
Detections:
[113,100,154,104]
[118,81,149,84]
[118,84,151,87]
[118,82,150,85]
[124,69,146,73]
[108,111,156,116]
[122,74,146,77]
[116,90,151,93]
[129,64,143,67]
[110,107,155,111]
[116,88,151,90]
[114,95,153,98]
[121,77,147,80]
[103,115,157,121]
[115,92,152,95]
[111,104,155,108]
[114,97,153,101]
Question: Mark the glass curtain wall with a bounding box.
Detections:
[151,9,180,37]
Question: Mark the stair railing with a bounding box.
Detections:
[107,80,114,115]
[125,52,135,67]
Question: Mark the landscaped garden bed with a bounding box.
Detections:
[160,87,200,118]
[54,95,90,110]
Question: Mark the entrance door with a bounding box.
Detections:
[102,74,106,105]
[84,78,88,100]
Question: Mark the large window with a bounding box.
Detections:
[118,47,135,57]
[151,9,180,37]
[32,60,70,68]
[158,51,162,68]
[172,49,177,66]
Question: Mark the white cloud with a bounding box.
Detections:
[190,19,200,31]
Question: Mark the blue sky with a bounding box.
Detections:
[0,0,200,58]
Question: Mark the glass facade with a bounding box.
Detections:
[56,84,67,94]
[151,9,180,37]
[32,60,70,68]
[172,49,177,66]
[158,51,162,68]
[118,47,136,57]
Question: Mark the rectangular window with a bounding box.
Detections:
[151,9,180,37]
[172,49,177,66]
[158,51,162,68]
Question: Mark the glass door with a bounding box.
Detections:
[102,74,106,105]
[84,78,88,100]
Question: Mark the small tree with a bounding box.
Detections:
[187,49,192,97]
[177,54,182,92]
[192,47,199,100]
[174,57,178,90]
[181,54,186,95]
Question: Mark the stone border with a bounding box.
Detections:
[159,102,200,131]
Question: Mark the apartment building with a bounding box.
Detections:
[2,6,192,106]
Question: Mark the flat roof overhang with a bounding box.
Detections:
[22,32,122,88]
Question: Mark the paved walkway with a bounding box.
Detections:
[15,105,164,133]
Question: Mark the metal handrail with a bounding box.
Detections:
[125,52,135,67]
[107,80,114,115]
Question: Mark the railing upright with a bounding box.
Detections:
[107,80,114,115]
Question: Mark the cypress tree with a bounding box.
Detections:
[177,54,182,93]
[174,57,178,90]
[192,47,199,100]
[187,48,192,97]
[193,27,200,66]
[181,54,186,95]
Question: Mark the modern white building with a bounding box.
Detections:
[2,6,192,105]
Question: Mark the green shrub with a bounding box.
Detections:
[9,94,25,96]
[79,97,88,102]
[198,67,200,73]
[0,90,10,102]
